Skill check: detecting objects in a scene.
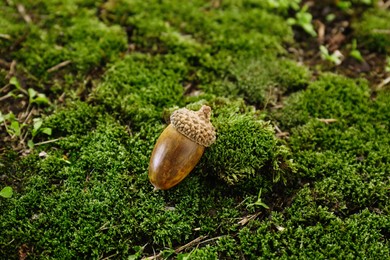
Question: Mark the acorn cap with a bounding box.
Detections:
[170,105,216,147]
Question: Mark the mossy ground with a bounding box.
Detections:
[1,0,389,259]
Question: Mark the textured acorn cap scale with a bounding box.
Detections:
[170,105,216,147]
[148,105,216,190]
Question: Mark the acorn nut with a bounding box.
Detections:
[148,105,216,190]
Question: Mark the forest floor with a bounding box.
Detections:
[1,0,389,259]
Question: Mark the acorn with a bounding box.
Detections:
[148,105,216,190]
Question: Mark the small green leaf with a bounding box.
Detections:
[177,253,191,260]
[28,139,35,149]
[41,128,52,136]
[0,186,13,198]
[287,18,296,26]
[10,76,21,90]
[246,189,270,209]
[33,118,43,132]
[320,45,329,56]
[350,50,364,62]
[350,39,364,62]
[326,13,336,22]
[337,1,352,10]
[257,202,270,209]
[10,120,21,136]
[301,23,317,37]
[32,94,50,105]
[27,139,35,149]
[4,112,15,121]
[28,88,37,101]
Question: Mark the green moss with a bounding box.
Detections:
[1,1,389,259]
[353,8,390,53]
[100,0,293,89]
[275,74,371,129]
[93,53,187,127]
[0,5,27,56]
[2,97,280,257]
[274,75,390,215]
[15,16,127,78]
[203,56,310,106]
[44,101,101,136]
[198,101,293,186]
[237,209,390,258]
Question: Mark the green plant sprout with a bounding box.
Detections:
[386,57,390,72]
[27,118,52,149]
[349,39,364,62]
[28,88,50,105]
[337,1,352,10]
[326,13,336,22]
[265,0,301,11]
[246,189,270,209]
[0,112,26,138]
[0,186,13,198]
[9,76,25,93]
[337,0,372,11]
[320,45,344,65]
[3,77,52,148]
[8,77,49,105]
[287,4,317,37]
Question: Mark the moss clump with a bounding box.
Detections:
[0,5,27,56]
[100,0,293,89]
[237,208,390,258]
[15,16,127,78]
[203,56,310,106]
[196,99,294,186]
[93,53,187,126]
[1,95,287,257]
[44,101,101,136]
[275,73,370,129]
[274,74,390,213]
[353,8,390,53]
[1,0,389,259]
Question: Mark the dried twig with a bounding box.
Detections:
[211,0,221,8]
[100,253,118,260]
[238,212,262,226]
[174,235,208,254]
[373,29,390,34]
[378,0,390,9]
[315,20,326,44]
[47,60,72,73]
[274,125,289,138]
[0,33,11,40]
[6,60,17,80]
[0,84,10,93]
[197,235,226,246]
[22,107,35,125]
[0,59,11,69]
[317,118,338,124]
[0,93,12,102]
[17,4,32,24]
[376,77,390,90]
[34,138,62,146]
[143,235,208,260]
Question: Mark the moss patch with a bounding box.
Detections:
[353,8,390,54]
[1,1,389,259]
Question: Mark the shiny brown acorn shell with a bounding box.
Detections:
[148,124,205,190]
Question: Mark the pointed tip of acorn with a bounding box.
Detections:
[197,105,211,121]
